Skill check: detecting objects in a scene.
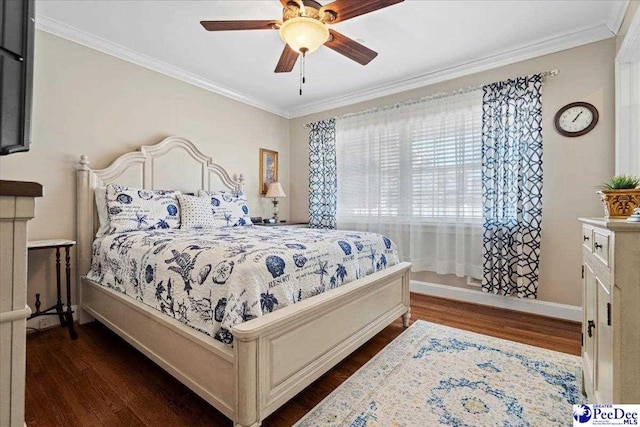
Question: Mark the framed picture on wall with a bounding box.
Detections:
[259,148,278,195]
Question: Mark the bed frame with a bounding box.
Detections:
[76,136,411,426]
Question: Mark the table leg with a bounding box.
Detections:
[64,246,78,340]
[55,248,66,326]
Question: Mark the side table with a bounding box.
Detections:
[27,239,78,340]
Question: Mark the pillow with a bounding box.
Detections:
[177,194,217,229]
[197,190,253,227]
[94,187,110,238]
[106,184,181,233]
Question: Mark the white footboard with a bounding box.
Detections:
[81,261,410,427]
[233,262,411,427]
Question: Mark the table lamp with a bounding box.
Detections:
[265,182,286,221]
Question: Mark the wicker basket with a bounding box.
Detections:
[597,189,640,218]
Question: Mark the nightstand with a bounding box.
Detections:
[27,239,78,340]
[254,222,309,228]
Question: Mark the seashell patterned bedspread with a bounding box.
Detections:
[87,226,399,345]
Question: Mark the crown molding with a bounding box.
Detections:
[617,1,640,62]
[606,0,630,34]
[287,23,615,118]
[36,12,619,121]
[35,14,290,119]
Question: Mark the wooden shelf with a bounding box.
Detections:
[0,180,43,198]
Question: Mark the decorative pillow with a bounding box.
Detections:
[177,194,217,229]
[94,187,110,238]
[106,184,181,233]
[197,190,253,227]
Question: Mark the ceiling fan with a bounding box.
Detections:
[200,0,404,93]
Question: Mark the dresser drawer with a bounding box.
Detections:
[593,230,610,267]
[582,225,593,252]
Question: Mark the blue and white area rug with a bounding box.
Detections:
[296,320,584,427]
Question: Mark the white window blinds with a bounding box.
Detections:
[336,89,483,222]
[335,89,484,277]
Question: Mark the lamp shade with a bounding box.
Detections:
[266,182,286,198]
[279,17,329,54]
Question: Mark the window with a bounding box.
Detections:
[336,89,483,224]
[335,89,484,278]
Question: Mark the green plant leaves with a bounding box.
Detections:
[600,175,640,190]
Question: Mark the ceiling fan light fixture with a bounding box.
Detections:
[279,16,329,54]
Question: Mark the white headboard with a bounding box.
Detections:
[75,136,244,321]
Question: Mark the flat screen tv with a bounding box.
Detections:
[0,0,34,156]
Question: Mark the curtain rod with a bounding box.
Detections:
[303,68,559,128]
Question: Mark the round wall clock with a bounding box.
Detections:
[554,102,599,137]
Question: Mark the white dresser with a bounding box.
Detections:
[579,218,640,404]
[0,181,42,427]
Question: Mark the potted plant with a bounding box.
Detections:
[598,175,640,218]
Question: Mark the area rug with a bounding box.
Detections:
[295,320,583,427]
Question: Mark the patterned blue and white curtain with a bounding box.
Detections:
[308,118,337,229]
[481,74,543,298]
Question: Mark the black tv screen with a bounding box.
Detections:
[0,0,34,156]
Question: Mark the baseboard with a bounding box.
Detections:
[26,305,78,330]
[411,281,582,322]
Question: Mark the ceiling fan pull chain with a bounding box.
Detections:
[302,47,307,84]
[299,47,308,96]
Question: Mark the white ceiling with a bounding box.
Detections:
[36,0,628,118]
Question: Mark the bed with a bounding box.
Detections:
[76,136,411,427]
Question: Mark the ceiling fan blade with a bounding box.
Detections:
[275,44,300,73]
[200,20,278,31]
[321,0,404,24]
[324,30,378,65]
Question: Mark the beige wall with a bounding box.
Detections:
[0,31,290,309]
[289,39,617,307]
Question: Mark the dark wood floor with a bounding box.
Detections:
[25,293,581,427]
